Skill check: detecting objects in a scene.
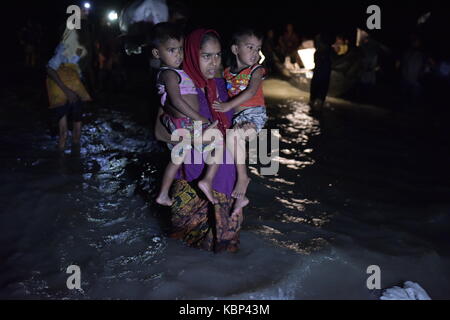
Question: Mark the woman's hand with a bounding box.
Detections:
[200,116,210,124]
[212,101,233,113]
[202,120,222,144]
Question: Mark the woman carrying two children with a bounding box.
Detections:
[153,24,267,253]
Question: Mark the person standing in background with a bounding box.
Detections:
[398,33,426,111]
[46,27,92,153]
[309,33,332,110]
[278,23,300,65]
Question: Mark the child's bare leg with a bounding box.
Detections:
[58,115,68,151]
[156,161,181,206]
[198,140,224,204]
[234,163,251,199]
[197,124,223,204]
[232,137,251,213]
[227,127,252,199]
[198,161,219,204]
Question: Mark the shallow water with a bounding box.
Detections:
[1,78,449,299]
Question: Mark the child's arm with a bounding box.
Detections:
[161,70,209,123]
[212,67,265,112]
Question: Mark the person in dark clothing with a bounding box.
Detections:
[19,19,40,68]
[357,31,390,102]
[279,24,300,65]
[309,33,332,109]
[262,29,279,74]
[398,33,426,111]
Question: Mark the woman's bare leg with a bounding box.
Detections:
[198,159,220,204]
[198,127,223,204]
[227,126,256,199]
[58,115,68,151]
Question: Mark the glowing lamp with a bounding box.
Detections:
[108,11,118,21]
[297,48,316,70]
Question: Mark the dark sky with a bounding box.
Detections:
[5,0,448,62]
[8,0,441,32]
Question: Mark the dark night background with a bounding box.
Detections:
[4,0,450,65]
[1,0,450,300]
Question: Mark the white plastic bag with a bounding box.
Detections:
[380,281,431,300]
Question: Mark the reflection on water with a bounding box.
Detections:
[268,237,330,255]
[1,78,450,299]
[270,101,319,172]
[245,98,331,257]
[0,105,169,299]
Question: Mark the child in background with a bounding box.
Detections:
[213,28,267,213]
[152,23,220,206]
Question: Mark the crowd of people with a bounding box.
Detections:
[260,23,449,111]
[19,7,449,116]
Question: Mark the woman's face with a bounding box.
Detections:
[199,38,222,79]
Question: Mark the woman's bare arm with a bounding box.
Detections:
[47,67,79,103]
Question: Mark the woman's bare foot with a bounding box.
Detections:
[232,176,251,199]
[232,196,249,215]
[198,180,218,204]
[156,193,173,206]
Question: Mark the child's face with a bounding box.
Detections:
[199,39,222,79]
[232,35,262,68]
[152,38,184,68]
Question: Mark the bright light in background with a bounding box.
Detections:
[83,2,91,9]
[108,11,118,21]
[259,50,265,64]
[297,48,316,70]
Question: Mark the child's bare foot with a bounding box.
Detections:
[198,180,218,204]
[232,196,249,215]
[156,193,173,206]
[232,176,251,199]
